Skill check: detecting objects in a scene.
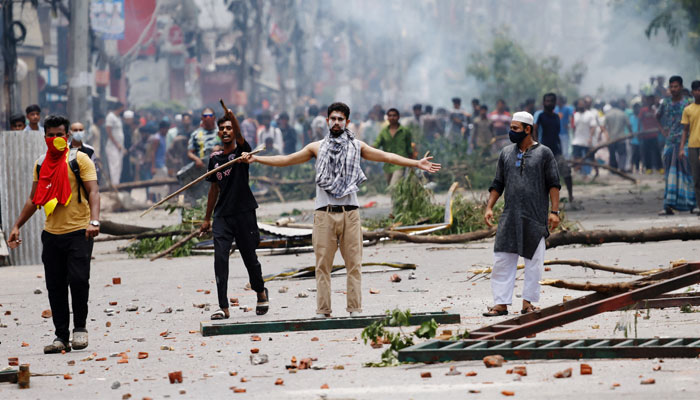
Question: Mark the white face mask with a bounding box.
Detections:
[72,130,85,142]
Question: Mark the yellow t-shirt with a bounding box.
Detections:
[681,103,700,148]
[33,151,97,235]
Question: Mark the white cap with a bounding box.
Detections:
[511,111,534,126]
[123,110,134,119]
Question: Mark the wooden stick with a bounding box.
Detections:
[149,230,199,261]
[140,144,265,216]
[542,259,654,275]
[540,279,661,294]
[362,227,497,243]
[95,229,194,242]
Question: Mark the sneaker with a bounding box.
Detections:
[314,313,331,319]
[349,312,361,317]
[44,338,71,354]
[72,330,88,350]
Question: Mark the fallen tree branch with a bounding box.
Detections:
[264,262,416,281]
[362,227,497,243]
[150,231,199,261]
[567,160,638,183]
[540,279,661,294]
[100,220,156,236]
[546,225,700,248]
[543,259,655,275]
[95,229,193,242]
[584,129,659,159]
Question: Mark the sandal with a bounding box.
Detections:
[521,306,541,314]
[256,288,269,316]
[482,306,508,317]
[210,309,229,320]
[44,338,71,354]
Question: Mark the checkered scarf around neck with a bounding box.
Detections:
[315,129,366,198]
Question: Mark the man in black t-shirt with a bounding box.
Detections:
[534,93,574,203]
[199,114,268,319]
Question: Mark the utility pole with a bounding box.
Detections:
[67,0,91,126]
[2,0,20,127]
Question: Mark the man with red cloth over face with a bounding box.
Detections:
[7,115,101,354]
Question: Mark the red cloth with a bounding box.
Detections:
[33,137,73,216]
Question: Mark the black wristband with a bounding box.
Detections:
[550,210,560,216]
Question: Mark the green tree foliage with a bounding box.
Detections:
[641,0,700,56]
[467,31,586,108]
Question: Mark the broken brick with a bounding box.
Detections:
[168,371,183,384]
[240,377,248,382]
[96,357,107,361]
[483,355,504,368]
[370,340,383,349]
[390,274,402,283]
[109,301,118,306]
[204,290,211,294]
[420,372,432,378]
[137,352,148,360]
[112,277,121,285]
[21,342,29,347]
[117,359,128,364]
[275,378,284,385]
[67,360,75,366]
[106,321,112,328]
[8,357,19,366]
[251,335,261,342]
[121,394,131,400]
[41,309,52,318]
[641,378,655,385]
[513,366,527,376]
[79,370,85,374]
[250,348,259,354]
[544,267,551,272]
[469,389,481,393]
[580,363,592,375]
[4,311,10,315]
[233,388,246,393]
[229,371,238,376]
[311,337,319,342]
[505,369,513,374]
[554,368,572,378]
[465,371,478,376]
[63,374,72,380]
[299,358,312,370]
[369,288,380,294]
[501,390,515,396]
[320,384,329,389]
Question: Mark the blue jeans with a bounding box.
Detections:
[572,145,593,175]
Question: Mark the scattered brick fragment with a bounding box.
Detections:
[168,371,183,384]
[4,311,10,315]
[67,360,75,366]
[469,389,481,393]
[580,364,592,375]
[229,371,238,376]
[275,378,284,385]
[233,388,246,393]
[41,309,52,318]
[250,348,259,354]
[641,378,655,385]
[109,301,118,306]
[513,366,527,376]
[79,370,85,374]
[240,377,248,382]
[483,355,504,368]
[652,365,661,371]
[465,371,478,376]
[311,337,319,342]
[251,335,261,342]
[21,342,29,347]
[8,357,19,366]
[179,390,186,395]
[112,277,121,285]
[505,369,513,374]
[544,267,551,271]
[117,359,128,364]
[137,352,148,360]
[446,366,461,376]
[369,288,380,294]
[106,321,112,328]
[320,384,329,389]
[420,372,432,378]
[121,394,131,400]
[501,390,515,396]
[96,357,107,361]
[554,368,572,378]
[390,274,402,282]
[204,290,211,294]
[64,374,72,380]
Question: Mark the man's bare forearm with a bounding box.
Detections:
[549,187,560,211]
[486,190,500,210]
[204,184,219,220]
[12,199,37,230]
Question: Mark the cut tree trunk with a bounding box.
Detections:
[546,225,700,248]
[543,259,655,275]
[540,279,661,294]
[362,227,497,243]
[100,220,156,236]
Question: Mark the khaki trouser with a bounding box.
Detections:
[312,209,363,314]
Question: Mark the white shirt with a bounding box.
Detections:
[24,125,44,134]
[258,126,283,154]
[572,110,597,147]
[105,111,124,150]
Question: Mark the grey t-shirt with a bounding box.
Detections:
[314,185,359,209]
[489,143,561,259]
[604,108,631,140]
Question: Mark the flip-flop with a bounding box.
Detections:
[256,288,269,316]
[482,307,508,317]
[521,306,541,315]
[210,309,228,320]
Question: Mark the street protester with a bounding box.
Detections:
[243,102,441,318]
[656,76,695,215]
[483,111,561,317]
[199,113,269,319]
[679,80,700,213]
[374,108,413,186]
[7,115,100,353]
[70,121,100,180]
[534,93,574,204]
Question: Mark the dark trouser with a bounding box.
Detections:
[642,137,662,170]
[212,211,264,310]
[631,143,642,171]
[572,145,593,175]
[41,230,93,342]
[608,141,627,170]
[689,148,700,207]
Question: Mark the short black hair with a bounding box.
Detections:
[159,120,170,129]
[543,92,557,102]
[691,80,700,91]
[217,116,229,127]
[520,122,533,133]
[10,114,25,125]
[472,98,480,105]
[278,112,290,120]
[25,104,41,114]
[669,75,683,86]
[525,98,535,105]
[43,114,70,134]
[412,103,422,111]
[328,102,350,119]
[387,108,400,117]
[451,97,461,104]
[308,105,319,116]
[182,112,192,119]
[480,104,488,111]
[108,101,124,111]
[425,105,433,114]
[496,99,505,105]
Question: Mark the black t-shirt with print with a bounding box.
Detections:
[206,140,258,217]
